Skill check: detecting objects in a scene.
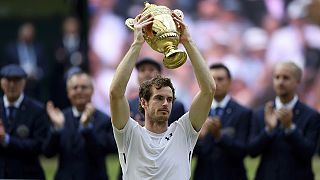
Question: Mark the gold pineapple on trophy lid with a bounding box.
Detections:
[125,2,187,69]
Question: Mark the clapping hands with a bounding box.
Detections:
[200,117,221,140]
[80,103,95,126]
[264,101,293,131]
[0,120,6,143]
[47,101,65,129]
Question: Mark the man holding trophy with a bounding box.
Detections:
[109,3,216,179]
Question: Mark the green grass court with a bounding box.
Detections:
[42,155,320,180]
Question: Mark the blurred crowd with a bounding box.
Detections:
[87,0,320,116]
[1,0,320,114]
[0,0,320,179]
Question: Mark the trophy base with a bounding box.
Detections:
[163,50,187,69]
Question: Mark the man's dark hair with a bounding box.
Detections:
[209,63,232,79]
[138,75,175,114]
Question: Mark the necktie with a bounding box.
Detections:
[215,107,224,117]
[209,107,224,117]
[8,106,17,125]
[75,116,81,128]
[72,116,81,148]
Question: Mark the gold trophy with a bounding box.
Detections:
[125,2,187,69]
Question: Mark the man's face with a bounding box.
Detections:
[210,68,231,100]
[273,64,299,98]
[67,74,93,111]
[1,77,26,102]
[63,17,79,34]
[143,86,173,122]
[137,64,160,84]
[19,24,35,43]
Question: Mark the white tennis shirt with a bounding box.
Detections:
[113,112,199,180]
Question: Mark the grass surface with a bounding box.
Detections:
[42,155,320,180]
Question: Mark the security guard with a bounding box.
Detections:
[0,64,49,179]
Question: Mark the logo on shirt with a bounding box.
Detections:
[165,133,173,141]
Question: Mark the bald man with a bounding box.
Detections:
[248,62,320,180]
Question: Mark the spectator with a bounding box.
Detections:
[89,0,127,70]
[266,0,320,69]
[240,0,293,25]
[193,63,251,180]
[237,27,270,107]
[42,71,116,180]
[0,64,49,179]
[52,16,87,109]
[4,22,49,101]
[248,61,320,180]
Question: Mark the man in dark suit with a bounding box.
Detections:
[3,22,48,101]
[0,64,49,179]
[42,71,116,180]
[129,57,185,126]
[248,62,320,180]
[193,63,252,180]
[51,16,88,110]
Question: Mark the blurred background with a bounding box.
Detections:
[0,0,320,179]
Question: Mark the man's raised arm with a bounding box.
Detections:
[173,13,216,131]
[109,15,153,130]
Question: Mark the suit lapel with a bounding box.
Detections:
[221,100,234,127]
[0,100,10,129]
[292,101,303,126]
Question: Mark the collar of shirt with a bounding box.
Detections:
[275,95,298,110]
[3,93,24,108]
[72,106,82,118]
[211,94,231,109]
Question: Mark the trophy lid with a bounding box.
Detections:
[143,2,154,10]
[141,2,171,17]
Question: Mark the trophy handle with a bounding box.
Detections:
[173,9,184,19]
[125,18,135,31]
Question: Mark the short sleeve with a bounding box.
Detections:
[112,117,138,152]
[175,112,199,148]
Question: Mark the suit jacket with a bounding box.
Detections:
[0,96,49,179]
[50,38,87,110]
[42,108,116,180]
[129,96,185,125]
[3,41,47,78]
[248,100,320,180]
[193,99,252,180]
[53,38,87,71]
